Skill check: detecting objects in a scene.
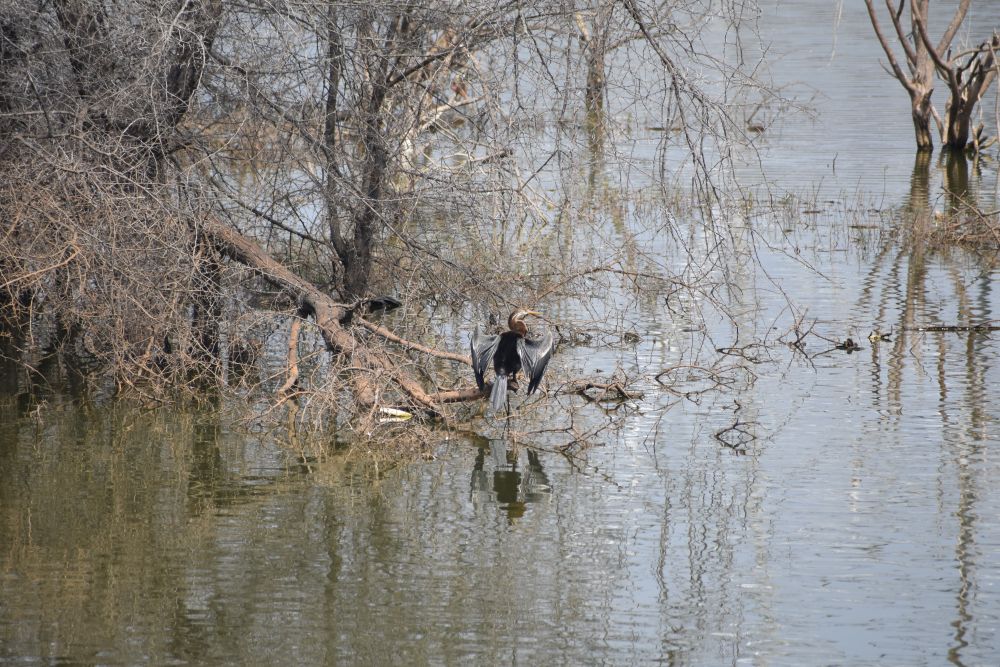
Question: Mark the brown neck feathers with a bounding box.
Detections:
[508,312,529,337]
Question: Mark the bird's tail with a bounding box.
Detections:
[490,374,508,413]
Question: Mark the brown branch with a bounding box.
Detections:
[356,316,470,365]
[866,0,917,94]
[931,103,945,138]
[913,5,959,92]
[426,385,488,404]
[936,0,972,55]
[200,218,442,414]
[0,242,80,290]
[965,35,1000,105]
[883,0,918,71]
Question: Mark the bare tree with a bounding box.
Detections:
[865,0,998,151]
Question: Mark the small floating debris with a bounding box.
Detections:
[835,337,862,353]
[621,331,641,344]
[868,329,892,343]
[378,407,413,423]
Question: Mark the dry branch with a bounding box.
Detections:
[356,316,470,366]
[566,379,642,402]
[200,218,484,416]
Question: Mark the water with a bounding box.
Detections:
[4,3,1000,666]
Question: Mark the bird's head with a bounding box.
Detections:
[508,308,542,335]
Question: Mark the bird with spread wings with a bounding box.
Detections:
[471,308,554,414]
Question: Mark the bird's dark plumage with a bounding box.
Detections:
[471,309,554,413]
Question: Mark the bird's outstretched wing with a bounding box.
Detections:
[517,331,554,395]
[470,327,500,390]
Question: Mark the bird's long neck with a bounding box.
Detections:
[508,315,528,337]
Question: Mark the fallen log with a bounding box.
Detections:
[199,218,478,416]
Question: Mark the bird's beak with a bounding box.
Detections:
[525,310,542,318]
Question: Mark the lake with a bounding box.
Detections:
[3,2,1000,665]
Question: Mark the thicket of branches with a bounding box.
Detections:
[0,0,764,432]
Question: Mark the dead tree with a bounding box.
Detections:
[865,0,997,152]
[920,27,999,151]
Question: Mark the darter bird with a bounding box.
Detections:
[471,308,554,414]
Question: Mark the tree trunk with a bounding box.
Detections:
[345,77,388,298]
[941,34,999,151]
[911,89,935,151]
[943,101,971,150]
[324,4,346,292]
[330,15,395,299]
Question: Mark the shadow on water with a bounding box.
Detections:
[0,327,96,415]
[186,416,280,513]
[0,396,355,664]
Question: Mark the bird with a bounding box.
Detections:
[471,308,554,414]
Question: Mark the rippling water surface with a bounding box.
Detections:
[4,3,1000,665]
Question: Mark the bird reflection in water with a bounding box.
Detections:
[470,440,551,523]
